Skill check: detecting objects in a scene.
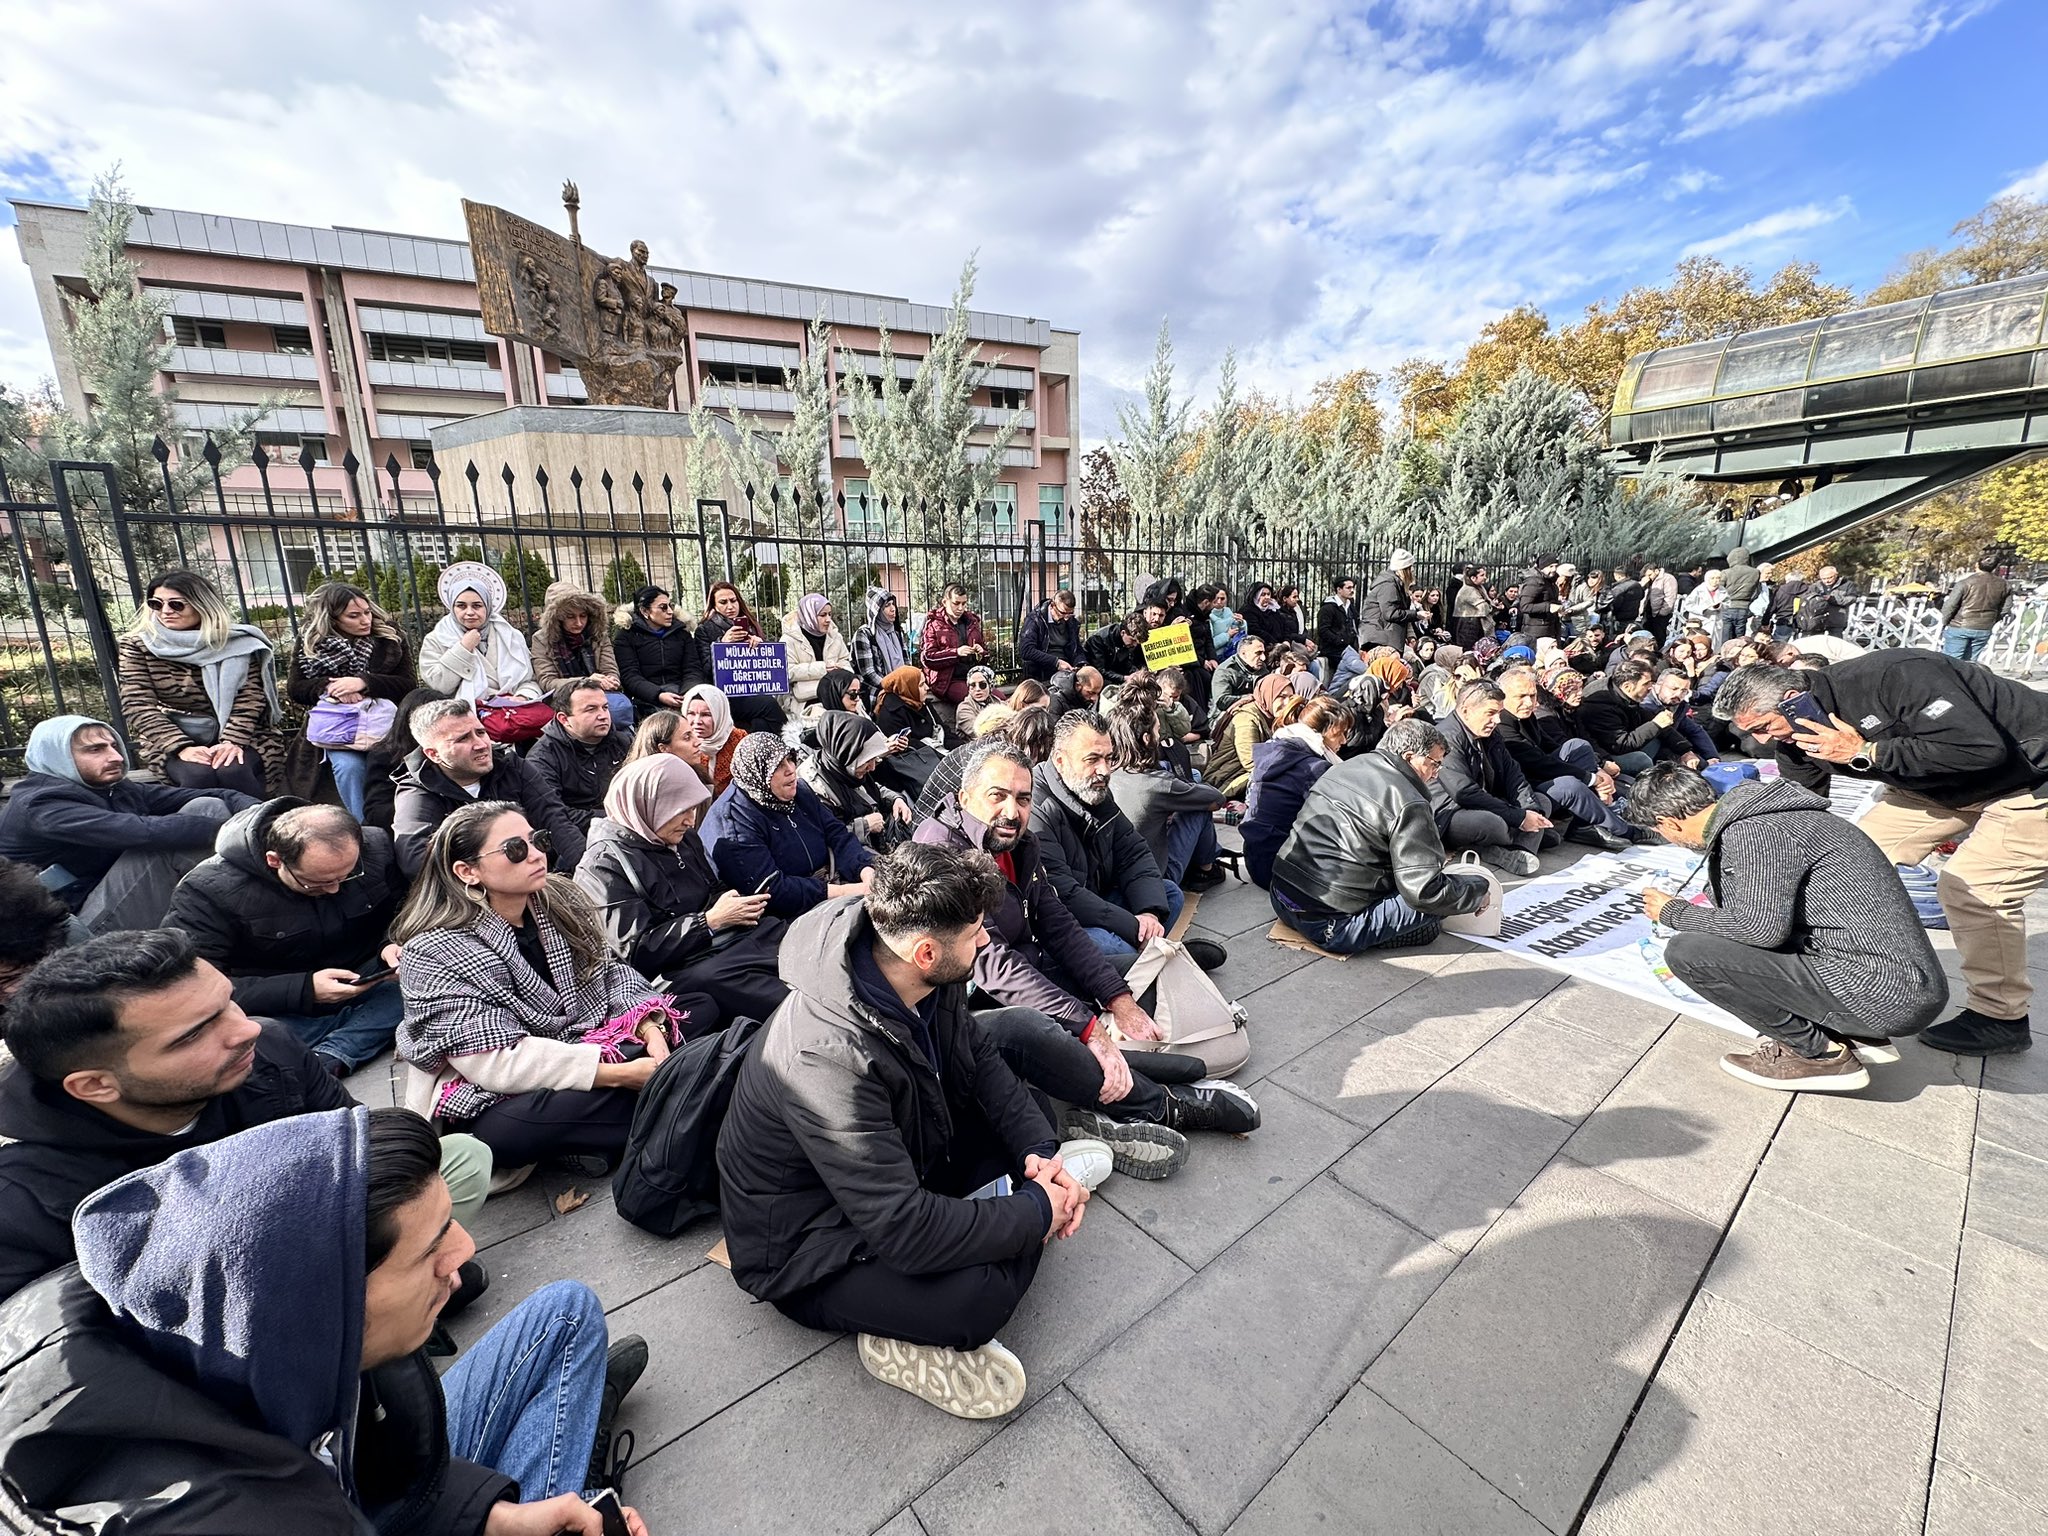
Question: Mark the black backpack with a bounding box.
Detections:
[611,1015,766,1237]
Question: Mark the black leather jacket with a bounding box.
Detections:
[1269,746,1488,920]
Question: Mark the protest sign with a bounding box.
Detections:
[1142,621,1197,670]
[712,642,789,698]
[1457,847,1753,1036]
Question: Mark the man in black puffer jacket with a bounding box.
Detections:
[525,678,633,833]
[391,697,586,877]
[0,1096,648,1534]
[165,798,406,1075]
[1018,590,1084,681]
[1516,553,1563,643]
[716,845,1086,1421]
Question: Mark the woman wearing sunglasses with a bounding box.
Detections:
[116,568,284,795]
[391,800,718,1176]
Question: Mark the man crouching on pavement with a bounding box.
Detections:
[1629,763,1945,1093]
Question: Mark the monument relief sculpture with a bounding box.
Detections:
[464,183,689,408]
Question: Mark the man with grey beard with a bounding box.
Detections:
[1027,713,1227,971]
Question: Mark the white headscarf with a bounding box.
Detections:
[425,561,536,703]
[680,683,736,751]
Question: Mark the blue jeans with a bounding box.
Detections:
[328,749,371,820]
[1942,627,1992,662]
[268,982,403,1072]
[1082,880,1186,958]
[441,1279,610,1501]
[1269,888,1438,953]
[1163,809,1219,883]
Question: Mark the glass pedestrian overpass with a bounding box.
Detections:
[1607,273,2048,559]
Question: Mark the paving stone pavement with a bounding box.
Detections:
[398,853,2048,1535]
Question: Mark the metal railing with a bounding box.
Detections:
[1846,591,2048,675]
[0,433,1552,765]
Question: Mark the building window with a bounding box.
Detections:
[978,482,1018,536]
[988,386,1026,412]
[272,325,314,356]
[367,334,491,368]
[1038,483,1065,530]
[701,359,789,389]
[173,317,227,349]
[409,440,435,471]
[255,431,330,466]
[843,477,888,537]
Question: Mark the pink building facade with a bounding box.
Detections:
[10,199,1080,546]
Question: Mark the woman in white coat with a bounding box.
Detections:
[418,561,543,705]
[777,591,853,708]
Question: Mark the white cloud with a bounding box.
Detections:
[1999,159,2048,202]
[1682,197,1855,258]
[0,0,1993,442]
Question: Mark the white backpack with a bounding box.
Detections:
[1111,936,1251,1076]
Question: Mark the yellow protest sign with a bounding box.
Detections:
[1142,620,1197,669]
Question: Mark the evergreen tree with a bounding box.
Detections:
[1109,320,1192,538]
[838,256,1022,604]
[602,552,649,604]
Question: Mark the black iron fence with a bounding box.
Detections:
[0,436,1540,765]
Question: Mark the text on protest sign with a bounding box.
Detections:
[1142,621,1198,670]
[712,642,789,698]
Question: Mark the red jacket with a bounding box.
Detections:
[920,605,986,703]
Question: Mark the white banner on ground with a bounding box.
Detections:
[1458,847,1754,1037]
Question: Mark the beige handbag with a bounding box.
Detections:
[1437,851,1504,938]
[1110,936,1252,1076]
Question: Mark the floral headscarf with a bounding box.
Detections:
[729,731,798,815]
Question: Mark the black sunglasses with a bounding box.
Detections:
[146,596,191,613]
[486,829,553,863]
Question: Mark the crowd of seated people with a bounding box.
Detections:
[1,552,1864,1521]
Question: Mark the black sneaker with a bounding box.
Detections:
[1182,937,1228,971]
[1920,1008,2032,1057]
[1163,1079,1261,1135]
[1181,863,1227,892]
[442,1259,488,1318]
[586,1335,649,1492]
[1062,1109,1190,1180]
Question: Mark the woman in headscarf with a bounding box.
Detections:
[1241,580,1292,649]
[1366,652,1413,709]
[870,663,945,794]
[954,664,1001,737]
[573,753,788,1024]
[418,560,541,705]
[850,586,912,701]
[778,591,852,708]
[1203,672,1292,800]
[286,581,414,816]
[697,732,874,918]
[1241,694,1354,887]
[116,567,283,795]
[393,799,715,1172]
[695,580,785,735]
[610,584,702,723]
[799,712,911,848]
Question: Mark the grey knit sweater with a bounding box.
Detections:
[1661,779,1945,1032]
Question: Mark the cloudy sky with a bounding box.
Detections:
[1,0,2042,441]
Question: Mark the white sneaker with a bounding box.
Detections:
[857,1333,1027,1419]
[1057,1137,1115,1190]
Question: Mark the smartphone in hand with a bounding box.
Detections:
[584,1489,631,1536]
[350,961,396,986]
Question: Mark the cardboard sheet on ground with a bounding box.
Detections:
[1455,846,1756,1037]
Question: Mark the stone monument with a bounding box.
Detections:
[464,182,691,409]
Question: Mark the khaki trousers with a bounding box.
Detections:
[1858,786,2048,1019]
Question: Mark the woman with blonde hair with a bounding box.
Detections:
[286,581,414,816]
[393,799,717,1172]
[117,567,282,795]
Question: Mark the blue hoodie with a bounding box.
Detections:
[73,1106,369,1491]
[0,714,247,901]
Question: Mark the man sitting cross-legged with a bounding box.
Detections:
[915,743,1259,1178]
[0,929,491,1319]
[1270,718,1493,953]
[0,1105,652,1534]
[716,842,1094,1420]
[1629,763,1946,1093]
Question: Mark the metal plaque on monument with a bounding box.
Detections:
[436,184,704,549]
